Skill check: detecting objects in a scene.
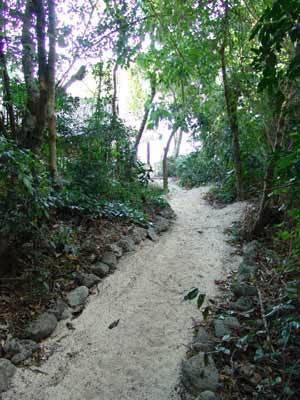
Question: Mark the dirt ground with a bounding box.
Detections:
[5,184,245,400]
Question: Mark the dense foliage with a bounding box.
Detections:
[0,0,299,395]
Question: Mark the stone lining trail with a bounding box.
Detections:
[5,185,245,400]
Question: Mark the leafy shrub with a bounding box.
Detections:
[57,136,166,218]
[54,177,166,223]
[208,171,236,204]
[176,147,265,203]
[0,138,51,240]
[154,156,177,178]
[176,150,233,188]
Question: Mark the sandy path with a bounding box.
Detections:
[5,185,244,400]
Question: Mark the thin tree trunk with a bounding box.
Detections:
[251,88,291,236]
[61,65,86,92]
[47,0,57,180]
[220,47,244,200]
[96,62,103,112]
[112,62,118,117]
[163,128,177,191]
[0,1,16,138]
[147,141,151,165]
[0,111,5,134]
[0,56,16,137]
[173,129,183,158]
[220,0,244,200]
[134,77,156,160]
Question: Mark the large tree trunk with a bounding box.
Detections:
[47,0,57,180]
[35,0,48,145]
[21,0,49,152]
[134,76,156,160]
[20,0,58,171]
[21,0,40,150]
[163,128,177,191]
[0,54,16,137]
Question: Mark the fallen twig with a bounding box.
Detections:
[257,287,274,352]
[28,367,49,375]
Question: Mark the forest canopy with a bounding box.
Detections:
[0,1,300,397]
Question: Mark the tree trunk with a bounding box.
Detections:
[0,2,16,138]
[61,65,86,92]
[21,0,49,152]
[47,0,57,180]
[220,0,244,201]
[147,141,151,165]
[95,62,103,112]
[163,128,177,191]
[21,0,39,150]
[173,129,183,158]
[35,0,48,146]
[0,111,5,134]
[134,76,156,160]
[112,62,118,117]
[251,87,291,236]
[220,45,244,200]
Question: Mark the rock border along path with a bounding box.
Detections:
[4,185,245,400]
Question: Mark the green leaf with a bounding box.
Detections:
[22,176,34,194]
[197,293,206,309]
[204,352,209,366]
[184,287,199,301]
[202,306,210,320]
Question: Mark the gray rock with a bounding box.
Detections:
[196,391,219,400]
[0,359,16,392]
[11,344,38,365]
[61,308,72,320]
[192,328,213,352]
[147,227,159,242]
[182,352,219,395]
[243,241,259,264]
[4,337,38,365]
[118,237,135,252]
[153,216,170,233]
[229,296,254,311]
[158,206,176,220]
[77,273,100,288]
[3,337,21,355]
[131,227,147,244]
[264,248,281,266]
[67,286,89,308]
[48,298,68,321]
[237,263,257,281]
[214,316,240,338]
[81,239,96,253]
[90,262,110,278]
[25,312,57,342]
[101,251,117,268]
[232,282,257,297]
[107,243,123,258]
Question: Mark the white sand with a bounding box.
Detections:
[5,185,245,400]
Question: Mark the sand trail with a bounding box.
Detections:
[5,185,244,400]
